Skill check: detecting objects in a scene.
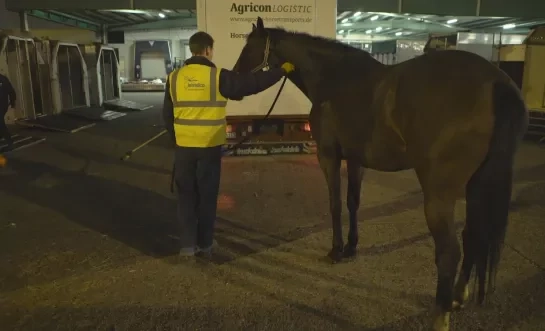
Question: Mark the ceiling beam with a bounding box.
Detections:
[339,20,460,33]
[337,34,398,42]
[26,9,100,31]
[109,17,197,31]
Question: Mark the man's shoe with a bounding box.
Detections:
[196,239,218,253]
[195,250,213,262]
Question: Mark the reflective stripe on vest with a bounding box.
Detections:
[169,64,228,147]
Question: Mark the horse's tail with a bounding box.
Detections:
[465,80,528,304]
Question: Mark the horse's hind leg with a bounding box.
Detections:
[420,186,461,331]
[344,159,364,258]
[317,148,343,263]
[452,203,478,310]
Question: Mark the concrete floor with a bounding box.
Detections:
[1,92,545,331]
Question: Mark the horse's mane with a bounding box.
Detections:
[265,27,375,65]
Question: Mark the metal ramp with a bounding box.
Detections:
[1,134,46,153]
[64,106,127,121]
[17,114,96,133]
[103,99,153,111]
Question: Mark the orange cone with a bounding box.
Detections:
[0,155,6,167]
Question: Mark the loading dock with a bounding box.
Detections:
[133,40,172,80]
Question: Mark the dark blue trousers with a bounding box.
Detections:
[0,105,12,146]
[174,145,222,252]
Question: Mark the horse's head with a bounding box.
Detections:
[233,17,311,98]
[232,17,285,73]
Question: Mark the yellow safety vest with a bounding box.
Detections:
[168,64,228,147]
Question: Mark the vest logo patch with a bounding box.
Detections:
[183,76,206,90]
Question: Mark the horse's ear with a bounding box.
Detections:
[252,23,256,31]
[256,17,265,30]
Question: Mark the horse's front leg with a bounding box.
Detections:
[344,159,364,258]
[317,148,343,263]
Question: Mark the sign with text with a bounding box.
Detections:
[197,0,336,117]
[223,142,316,156]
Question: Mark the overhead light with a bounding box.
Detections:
[503,23,516,29]
[376,26,383,32]
[158,13,166,18]
[338,30,344,34]
[370,15,379,21]
[365,29,372,34]
[447,18,458,24]
[342,23,353,26]
[353,11,362,17]
[342,18,349,23]
[395,31,403,36]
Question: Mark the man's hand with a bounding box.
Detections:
[281,63,295,74]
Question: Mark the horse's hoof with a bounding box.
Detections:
[452,283,469,311]
[327,248,343,263]
[342,245,357,258]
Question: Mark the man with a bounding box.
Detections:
[162,31,295,260]
[0,73,16,151]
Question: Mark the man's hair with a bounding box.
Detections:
[189,32,214,55]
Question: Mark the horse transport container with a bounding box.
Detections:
[82,44,150,112]
[0,34,47,150]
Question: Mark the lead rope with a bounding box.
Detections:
[222,75,288,153]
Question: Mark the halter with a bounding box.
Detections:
[251,36,271,73]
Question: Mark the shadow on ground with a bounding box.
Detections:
[2,266,544,331]
[2,153,545,287]
[0,157,427,261]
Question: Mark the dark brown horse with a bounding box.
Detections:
[233,17,528,331]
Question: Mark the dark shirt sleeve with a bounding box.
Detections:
[6,79,16,107]
[218,68,285,100]
[0,76,16,107]
[162,79,175,144]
